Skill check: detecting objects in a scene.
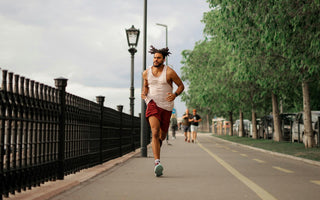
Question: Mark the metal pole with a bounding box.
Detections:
[165,26,168,66]
[128,48,136,116]
[54,77,68,180]
[96,96,105,164]
[155,23,168,66]
[128,48,136,152]
[117,105,124,156]
[165,26,169,140]
[141,0,148,157]
[155,23,169,141]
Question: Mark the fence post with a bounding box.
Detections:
[96,96,105,164]
[54,77,68,180]
[131,115,135,152]
[117,105,123,157]
[0,70,8,200]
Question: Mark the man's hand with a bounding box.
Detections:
[166,92,176,102]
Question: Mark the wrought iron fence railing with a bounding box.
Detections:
[0,69,142,199]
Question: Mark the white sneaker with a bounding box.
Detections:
[154,163,163,177]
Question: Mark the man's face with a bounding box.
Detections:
[153,53,165,68]
[193,109,196,115]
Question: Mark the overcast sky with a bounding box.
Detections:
[0,0,210,116]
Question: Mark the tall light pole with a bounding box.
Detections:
[125,25,140,116]
[156,23,169,142]
[156,23,168,66]
[141,0,148,157]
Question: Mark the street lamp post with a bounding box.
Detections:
[156,23,169,142]
[126,25,140,116]
[141,0,148,157]
[156,23,168,66]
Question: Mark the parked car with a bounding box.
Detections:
[279,113,296,141]
[223,121,231,129]
[257,115,273,139]
[233,119,251,136]
[291,111,320,144]
[257,114,295,140]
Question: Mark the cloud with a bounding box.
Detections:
[0,0,210,116]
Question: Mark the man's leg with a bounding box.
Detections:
[183,126,188,141]
[192,131,196,142]
[160,128,167,139]
[149,116,164,177]
[172,128,176,139]
[194,126,198,142]
[149,116,161,160]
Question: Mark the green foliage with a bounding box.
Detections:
[181,0,320,120]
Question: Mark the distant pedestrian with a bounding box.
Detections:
[170,114,178,139]
[141,45,184,177]
[182,109,192,142]
[190,109,202,143]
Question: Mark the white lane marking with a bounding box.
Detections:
[198,141,278,200]
[272,166,294,174]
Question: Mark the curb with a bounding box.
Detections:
[211,135,320,167]
[4,149,142,200]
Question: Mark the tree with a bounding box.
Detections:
[181,0,320,147]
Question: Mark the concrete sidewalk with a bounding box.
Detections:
[50,132,219,200]
[4,131,210,200]
[3,144,143,200]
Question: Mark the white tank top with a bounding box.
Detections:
[145,65,174,111]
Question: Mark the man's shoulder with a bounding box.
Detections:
[143,67,151,73]
[166,66,177,75]
[142,68,150,77]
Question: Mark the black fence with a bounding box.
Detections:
[0,69,142,199]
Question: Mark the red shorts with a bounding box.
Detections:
[146,100,172,133]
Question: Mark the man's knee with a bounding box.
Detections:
[152,128,161,139]
[160,132,167,141]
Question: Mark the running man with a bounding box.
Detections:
[141,45,184,177]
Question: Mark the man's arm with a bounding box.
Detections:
[171,70,184,96]
[196,116,202,123]
[141,70,149,100]
[189,114,194,122]
[166,67,184,102]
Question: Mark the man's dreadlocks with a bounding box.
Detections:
[148,45,171,58]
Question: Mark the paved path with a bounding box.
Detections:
[5,131,320,200]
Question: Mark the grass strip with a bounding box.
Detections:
[212,134,320,162]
